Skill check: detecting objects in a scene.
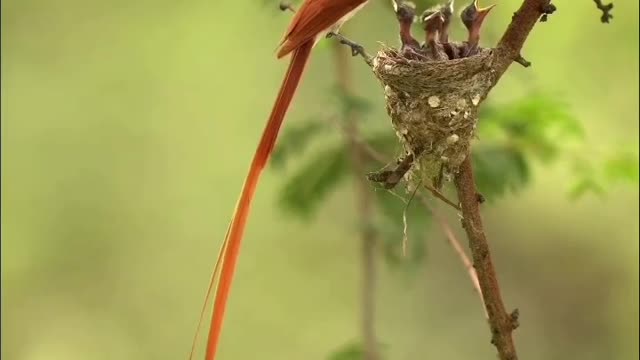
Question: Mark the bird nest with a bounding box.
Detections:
[371,46,496,186]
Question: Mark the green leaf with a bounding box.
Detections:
[566,149,638,200]
[568,177,606,200]
[327,342,364,360]
[271,118,331,169]
[275,130,401,221]
[472,145,530,200]
[327,340,388,360]
[278,143,350,219]
[604,152,640,183]
[479,94,583,162]
[330,85,374,120]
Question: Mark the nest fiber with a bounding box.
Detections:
[372,47,496,181]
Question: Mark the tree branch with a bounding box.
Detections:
[593,0,614,23]
[454,157,519,360]
[445,2,568,357]
[492,0,553,82]
[333,38,379,360]
[423,183,461,211]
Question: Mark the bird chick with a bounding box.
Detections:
[392,1,424,60]
[439,0,455,44]
[460,0,495,57]
[438,0,458,59]
[421,10,448,61]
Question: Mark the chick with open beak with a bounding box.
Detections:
[421,9,448,61]
[393,1,425,60]
[460,0,495,57]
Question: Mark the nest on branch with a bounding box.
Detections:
[370,46,496,188]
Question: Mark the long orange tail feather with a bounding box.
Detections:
[191,40,314,360]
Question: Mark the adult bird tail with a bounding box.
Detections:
[189,40,314,360]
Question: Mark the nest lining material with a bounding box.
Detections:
[371,46,496,183]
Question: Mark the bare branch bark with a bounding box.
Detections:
[454,157,519,360]
[492,0,553,82]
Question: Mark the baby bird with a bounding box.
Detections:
[421,9,449,61]
[438,0,458,59]
[460,0,495,57]
[439,0,455,44]
[393,1,424,60]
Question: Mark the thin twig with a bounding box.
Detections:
[423,183,461,211]
[402,179,422,257]
[418,195,487,318]
[593,0,614,23]
[356,141,461,210]
[279,2,372,66]
[367,152,419,189]
[514,55,531,68]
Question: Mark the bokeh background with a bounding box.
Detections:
[2,0,638,359]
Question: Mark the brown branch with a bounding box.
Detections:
[368,2,561,357]
[493,0,554,82]
[450,2,563,356]
[423,183,461,211]
[454,157,519,360]
[514,54,531,68]
[593,0,614,23]
[366,152,418,190]
[333,38,379,360]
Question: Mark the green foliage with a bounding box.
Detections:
[473,94,583,199]
[274,123,429,267]
[330,85,374,120]
[479,93,584,162]
[568,149,639,200]
[472,145,530,200]
[568,177,606,200]
[327,341,387,360]
[604,151,639,183]
[327,342,365,360]
[271,118,330,169]
[478,94,638,200]
[277,143,351,218]
[272,74,635,280]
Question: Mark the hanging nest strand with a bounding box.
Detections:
[371,45,497,187]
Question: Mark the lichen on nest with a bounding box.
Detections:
[371,46,497,187]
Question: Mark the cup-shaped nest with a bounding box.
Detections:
[372,47,496,181]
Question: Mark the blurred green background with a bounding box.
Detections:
[2,0,638,359]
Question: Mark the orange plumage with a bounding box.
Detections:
[191,1,369,359]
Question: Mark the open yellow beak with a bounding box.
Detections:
[475,2,496,23]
